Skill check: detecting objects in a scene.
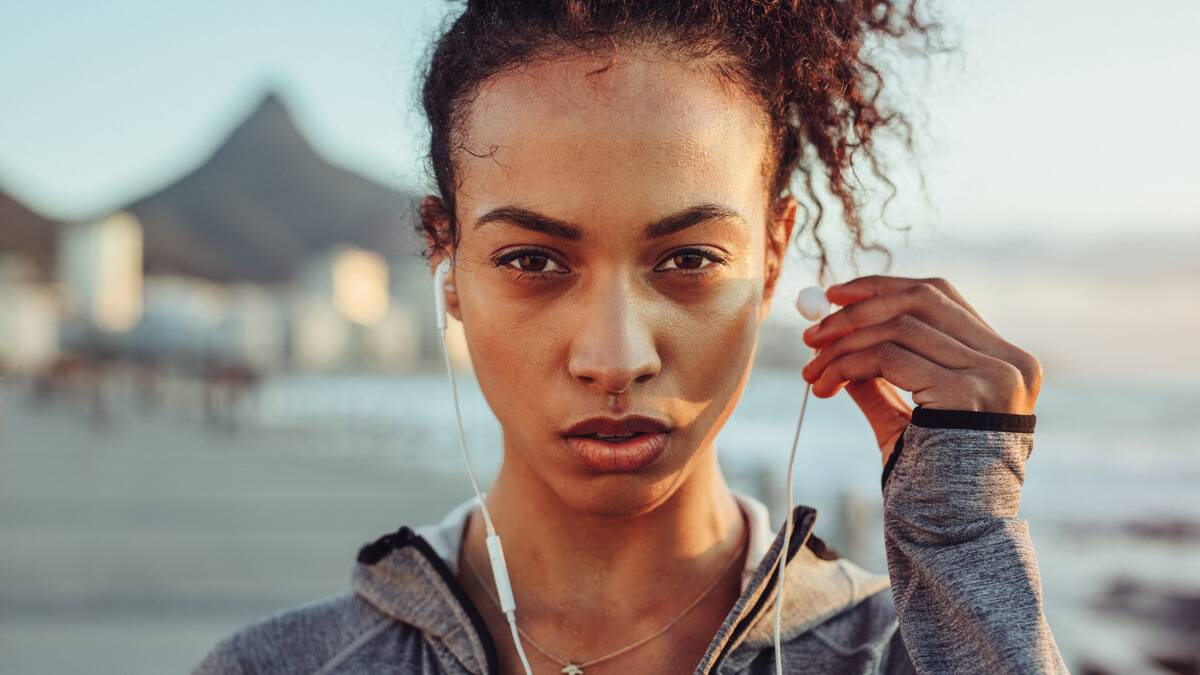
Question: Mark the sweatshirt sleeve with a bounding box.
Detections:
[880,406,1068,674]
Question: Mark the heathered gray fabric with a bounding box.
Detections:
[194,415,1068,674]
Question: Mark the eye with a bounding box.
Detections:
[493,248,568,278]
[655,247,728,274]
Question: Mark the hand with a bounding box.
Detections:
[800,276,1043,464]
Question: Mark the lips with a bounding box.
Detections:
[561,415,673,472]
[561,414,672,438]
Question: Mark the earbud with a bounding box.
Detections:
[434,258,451,332]
[795,286,831,322]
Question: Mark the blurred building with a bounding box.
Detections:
[290,245,419,370]
[0,254,59,373]
[127,275,285,372]
[58,211,143,333]
[0,188,61,373]
[0,92,455,375]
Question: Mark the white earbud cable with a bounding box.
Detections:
[437,259,535,675]
[773,376,814,675]
[773,285,831,674]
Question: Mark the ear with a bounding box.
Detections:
[760,195,797,322]
[421,194,463,322]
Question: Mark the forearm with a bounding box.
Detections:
[881,407,1068,674]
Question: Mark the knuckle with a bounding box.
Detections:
[907,282,942,306]
[889,314,923,338]
[1011,348,1044,389]
[916,281,943,300]
[994,360,1025,390]
[876,341,906,363]
[924,276,953,293]
[1030,358,1044,387]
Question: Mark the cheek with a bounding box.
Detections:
[668,282,761,390]
[455,283,568,411]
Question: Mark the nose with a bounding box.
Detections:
[567,275,662,394]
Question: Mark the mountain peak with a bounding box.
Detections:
[219,90,305,151]
[249,90,291,121]
[126,89,413,284]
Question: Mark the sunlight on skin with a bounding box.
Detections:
[434,46,796,519]
[419,44,799,673]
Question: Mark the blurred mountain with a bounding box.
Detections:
[0,186,58,278]
[127,92,420,284]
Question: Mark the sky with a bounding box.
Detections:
[1,0,1197,245]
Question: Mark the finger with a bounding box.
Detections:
[805,282,1016,366]
[802,314,976,384]
[810,342,963,400]
[828,275,992,330]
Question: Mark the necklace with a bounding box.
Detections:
[462,513,747,674]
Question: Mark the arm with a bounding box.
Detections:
[796,274,1066,671]
[881,406,1068,674]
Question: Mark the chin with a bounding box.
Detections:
[547,447,694,519]
[554,475,680,518]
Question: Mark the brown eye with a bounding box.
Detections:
[517,255,549,272]
[656,247,725,273]
[495,249,567,275]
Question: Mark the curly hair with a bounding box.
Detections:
[415,0,950,285]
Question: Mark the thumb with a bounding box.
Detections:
[844,378,912,464]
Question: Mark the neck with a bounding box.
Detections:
[464,441,746,632]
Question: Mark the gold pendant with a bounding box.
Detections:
[561,665,584,675]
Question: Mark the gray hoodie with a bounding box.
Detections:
[194,406,1069,674]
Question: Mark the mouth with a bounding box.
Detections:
[561,414,672,438]
[574,432,646,442]
[560,415,673,472]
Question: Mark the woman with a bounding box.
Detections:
[196,1,1066,673]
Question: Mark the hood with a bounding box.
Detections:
[351,492,889,674]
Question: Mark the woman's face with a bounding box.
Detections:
[428,46,795,516]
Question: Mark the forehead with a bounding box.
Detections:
[455,46,771,229]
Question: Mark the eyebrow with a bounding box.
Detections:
[473,203,744,240]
